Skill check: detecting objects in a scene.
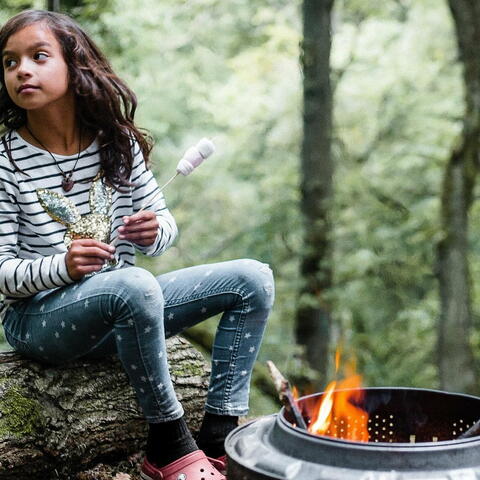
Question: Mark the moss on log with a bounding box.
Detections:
[0,336,210,479]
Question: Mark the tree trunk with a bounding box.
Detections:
[296,0,335,383]
[437,0,480,393]
[0,336,209,480]
[46,0,60,11]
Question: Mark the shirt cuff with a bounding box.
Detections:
[54,252,76,285]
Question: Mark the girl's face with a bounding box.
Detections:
[2,22,72,114]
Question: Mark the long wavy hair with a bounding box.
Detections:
[0,10,153,187]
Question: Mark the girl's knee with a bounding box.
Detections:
[233,259,275,309]
[104,267,164,305]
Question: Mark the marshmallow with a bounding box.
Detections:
[176,138,215,176]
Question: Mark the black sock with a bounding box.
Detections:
[196,412,239,458]
[146,416,198,468]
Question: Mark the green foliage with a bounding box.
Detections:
[0,0,475,414]
[331,0,462,388]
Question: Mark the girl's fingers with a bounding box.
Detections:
[71,238,115,251]
[73,257,106,266]
[70,244,115,260]
[119,219,158,234]
[123,211,156,224]
[119,229,158,241]
[132,237,157,246]
[118,226,158,238]
[74,265,104,276]
[66,239,116,279]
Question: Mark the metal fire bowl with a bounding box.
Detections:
[225,387,480,480]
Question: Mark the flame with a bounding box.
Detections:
[309,380,336,433]
[306,349,369,442]
[292,385,300,400]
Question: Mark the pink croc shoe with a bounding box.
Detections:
[141,450,226,480]
[208,455,227,475]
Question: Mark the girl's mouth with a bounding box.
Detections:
[18,85,39,94]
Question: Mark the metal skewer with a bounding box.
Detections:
[138,137,215,213]
[137,172,179,214]
[267,360,308,430]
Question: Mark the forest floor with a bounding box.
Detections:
[75,453,143,480]
[75,417,258,479]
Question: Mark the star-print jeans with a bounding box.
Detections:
[2,259,274,423]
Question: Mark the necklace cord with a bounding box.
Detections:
[25,124,83,190]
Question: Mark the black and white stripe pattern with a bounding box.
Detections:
[0,131,178,319]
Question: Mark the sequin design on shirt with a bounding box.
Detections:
[37,174,113,249]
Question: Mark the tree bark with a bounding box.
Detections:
[296,0,335,383]
[437,0,480,393]
[0,336,210,480]
[46,0,60,11]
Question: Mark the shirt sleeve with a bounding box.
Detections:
[129,143,178,256]
[0,154,74,298]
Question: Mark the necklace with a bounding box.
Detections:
[25,125,83,192]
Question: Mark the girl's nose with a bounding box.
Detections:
[16,59,33,79]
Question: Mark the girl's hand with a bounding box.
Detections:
[118,210,159,246]
[66,239,115,280]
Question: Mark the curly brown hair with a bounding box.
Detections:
[0,10,153,187]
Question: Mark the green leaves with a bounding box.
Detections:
[0,0,473,408]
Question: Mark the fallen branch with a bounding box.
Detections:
[266,360,307,430]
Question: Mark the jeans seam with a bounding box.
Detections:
[144,406,184,423]
[2,317,27,345]
[10,288,125,317]
[115,293,174,416]
[164,286,251,413]
[164,288,246,308]
[224,295,248,409]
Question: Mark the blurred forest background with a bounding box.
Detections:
[1,0,479,416]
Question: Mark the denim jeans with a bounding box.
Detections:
[2,259,274,422]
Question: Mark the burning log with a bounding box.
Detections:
[266,360,307,430]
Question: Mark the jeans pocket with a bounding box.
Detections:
[3,306,29,353]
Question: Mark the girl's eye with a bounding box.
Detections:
[3,58,17,69]
[34,52,48,61]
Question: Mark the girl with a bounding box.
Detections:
[0,9,274,480]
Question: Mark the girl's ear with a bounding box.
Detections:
[89,176,112,215]
[37,188,81,226]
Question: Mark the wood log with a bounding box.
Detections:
[0,336,210,480]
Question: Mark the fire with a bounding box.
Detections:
[306,350,369,442]
[292,385,300,400]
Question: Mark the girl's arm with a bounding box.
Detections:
[0,154,75,298]
[128,144,178,256]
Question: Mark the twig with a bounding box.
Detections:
[266,360,307,430]
[458,419,480,439]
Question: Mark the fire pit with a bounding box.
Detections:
[225,387,480,479]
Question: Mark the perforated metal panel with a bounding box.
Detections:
[226,390,480,480]
[295,387,480,443]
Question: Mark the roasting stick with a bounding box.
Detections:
[110,138,215,248]
[267,360,308,430]
[138,137,216,213]
[458,419,480,439]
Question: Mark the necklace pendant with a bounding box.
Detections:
[62,178,74,192]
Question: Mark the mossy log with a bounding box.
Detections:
[0,336,210,480]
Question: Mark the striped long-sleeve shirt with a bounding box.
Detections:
[0,130,178,320]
